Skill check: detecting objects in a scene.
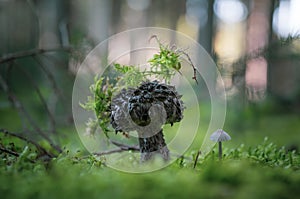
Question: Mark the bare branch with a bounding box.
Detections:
[193,150,201,169]
[0,145,20,157]
[0,74,62,153]
[0,128,54,157]
[180,51,199,84]
[13,61,57,135]
[0,47,72,64]
[33,55,65,101]
[109,140,139,149]
[93,147,139,156]
[92,139,139,156]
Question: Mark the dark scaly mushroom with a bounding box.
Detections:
[110,80,184,162]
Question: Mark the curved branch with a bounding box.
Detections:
[180,51,199,84]
[0,47,72,64]
[0,128,54,157]
[0,145,20,157]
[93,147,139,156]
[14,61,57,134]
[0,75,62,153]
[32,55,65,102]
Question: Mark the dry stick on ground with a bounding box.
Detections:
[0,128,54,158]
[92,141,192,162]
[0,145,20,157]
[93,145,140,156]
[0,74,62,153]
[92,140,139,156]
[96,139,193,160]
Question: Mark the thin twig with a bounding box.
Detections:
[0,128,54,157]
[180,51,199,84]
[94,139,192,161]
[14,61,57,135]
[148,35,161,47]
[3,62,28,130]
[193,150,201,169]
[41,53,70,103]
[149,35,199,84]
[109,140,139,149]
[0,145,20,157]
[93,147,139,156]
[33,55,65,101]
[90,139,140,156]
[0,74,62,153]
[0,47,72,64]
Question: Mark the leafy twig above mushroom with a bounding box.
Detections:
[81,36,198,162]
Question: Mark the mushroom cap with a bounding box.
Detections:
[210,129,231,142]
[110,81,184,134]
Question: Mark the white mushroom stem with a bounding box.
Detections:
[210,129,231,161]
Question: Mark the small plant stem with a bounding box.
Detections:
[218,142,222,160]
[193,150,201,169]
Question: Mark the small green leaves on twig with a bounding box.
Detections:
[114,63,146,89]
[81,35,198,137]
[148,37,182,83]
[80,76,115,137]
[149,35,198,84]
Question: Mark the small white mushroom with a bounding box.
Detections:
[210,129,231,160]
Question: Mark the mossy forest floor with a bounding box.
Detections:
[1,109,300,199]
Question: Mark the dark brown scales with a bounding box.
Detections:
[110,81,184,162]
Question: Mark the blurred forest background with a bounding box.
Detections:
[1,0,300,154]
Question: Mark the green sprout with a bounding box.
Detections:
[81,36,198,137]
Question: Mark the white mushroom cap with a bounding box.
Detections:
[210,129,231,142]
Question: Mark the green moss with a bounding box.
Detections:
[1,135,300,199]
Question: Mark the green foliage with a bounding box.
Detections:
[147,39,182,83]
[80,76,115,136]
[1,136,300,199]
[81,36,189,135]
[114,63,146,89]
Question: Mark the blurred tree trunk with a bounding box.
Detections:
[0,0,39,54]
[198,0,214,55]
[111,0,122,34]
[37,0,63,48]
[245,0,273,102]
[36,0,73,127]
[268,45,300,110]
[267,1,300,105]
[70,0,112,45]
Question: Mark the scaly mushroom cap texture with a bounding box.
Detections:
[110,80,184,134]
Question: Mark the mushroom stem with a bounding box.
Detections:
[218,141,222,160]
[138,129,169,162]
